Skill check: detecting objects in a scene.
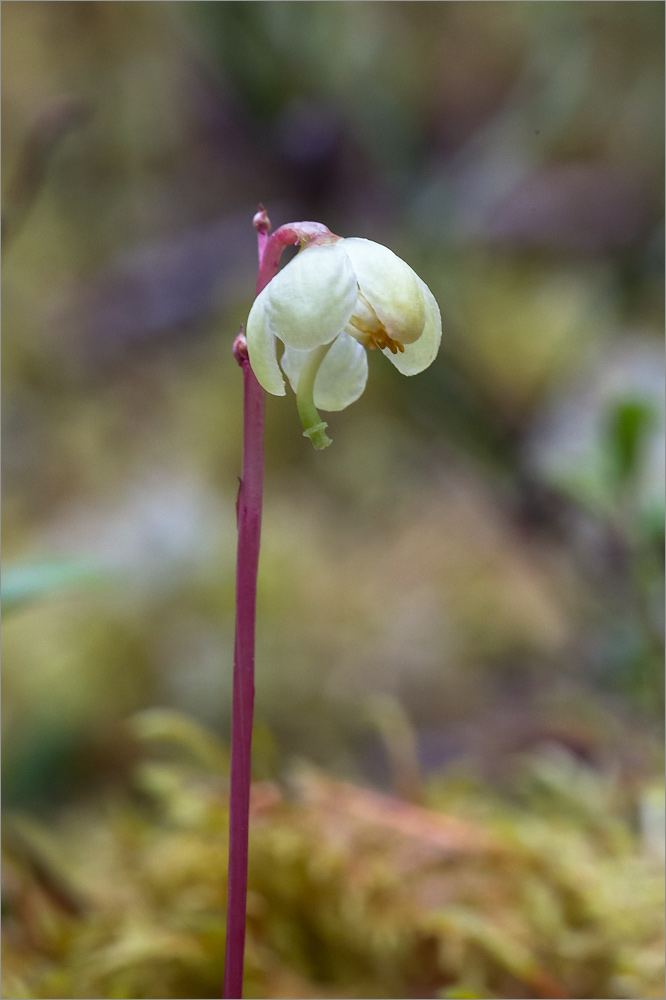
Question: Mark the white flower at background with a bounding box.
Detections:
[246,237,441,448]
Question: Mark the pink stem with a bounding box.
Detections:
[222,224,267,1000]
[222,359,264,999]
[223,207,302,999]
[223,209,334,998]
[260,220,338,278]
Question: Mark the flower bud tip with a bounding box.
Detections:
[233,330,249,365]
[253,205,271,235]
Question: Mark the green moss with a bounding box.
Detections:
[3,722,664,999]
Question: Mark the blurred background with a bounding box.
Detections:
[2,4,664,999]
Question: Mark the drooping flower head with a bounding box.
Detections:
[246,229,441,449]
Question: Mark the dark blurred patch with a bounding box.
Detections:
[273,100,344,208]
[51,213,273,372]
[486,163,650,251]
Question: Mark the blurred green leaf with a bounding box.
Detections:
[607,398,656,488]
[1,560,106,615]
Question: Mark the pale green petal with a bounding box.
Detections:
[246,287,285,395]
[281,332,368,412]
[265,243,358,350]
[383,277,441,375]
[341,238,425,345]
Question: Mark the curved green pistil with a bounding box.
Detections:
[296,341,335,450]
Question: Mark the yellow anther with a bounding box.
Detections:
[350,314,405,355]
[371,329,405,354]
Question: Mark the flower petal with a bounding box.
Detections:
[246,287,286,395]
[383,277,441,375]
[265,243,358,350]
[281,332,368,412]
[340,238,425,345]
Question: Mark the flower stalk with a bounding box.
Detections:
[223,208,441,997]
[224,209,331,998]
[223,207,272,1000]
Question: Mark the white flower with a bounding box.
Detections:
[246,237,441,448]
